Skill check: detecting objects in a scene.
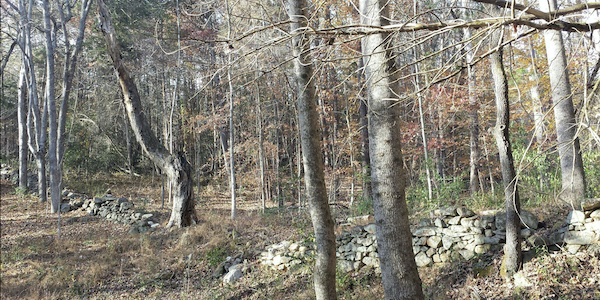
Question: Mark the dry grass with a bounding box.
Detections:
[2,173,599,299]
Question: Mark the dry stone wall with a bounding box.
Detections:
[560,199,600,254]
[60,189,159,234]
[260,206,547,272]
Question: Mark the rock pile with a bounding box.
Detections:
[212,254,251,284]
[0,164,39,192]
[561,199,600,254]
[259,240,312,270]
[80,192,159,233]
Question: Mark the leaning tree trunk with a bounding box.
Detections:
[360,0,425,299]
[489,19,522,279]
[286,0,337,299]
[97,0,196,227]
[539,0,586,208]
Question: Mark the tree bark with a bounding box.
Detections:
[489,19,522,279]
[539,0,586,208]
[18,64,28,190]
[42,0,60,213]
[357,54,372,202]
[360,0,425,299]
[286,0,337,299]
[96,0,197,227]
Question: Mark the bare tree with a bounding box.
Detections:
[286,0,337,298]
[359,0,424,298]
[539,0,586,209]
[488,14,522,278]
[96,0,197,228]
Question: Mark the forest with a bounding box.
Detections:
[1,0,600,299]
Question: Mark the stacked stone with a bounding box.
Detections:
[81,194,159,233]
[259,240,310,270]
[0,165,39,191]
[562,199,600,254]
[333,207,540,270]
[335,224,380,273]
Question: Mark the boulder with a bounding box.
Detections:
[582,198,600,212]
[457,207,475,217]
[564,231,597,245]
[414,252,432,267]
[567,210,586,225]
[427,236,443,248]
[222,267,242,284]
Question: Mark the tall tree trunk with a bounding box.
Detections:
[462,0,481,194]
[18,64,28,190]
[256,69,266,212]
[42,0,60,214]
[286,0,337,299]
[528,38,547,190]
[489,20,522,279]
[226,0,236,219]
[539,0,586,208]
[97,0,197,227]
[357,53,372,202]
[360,0,424,299]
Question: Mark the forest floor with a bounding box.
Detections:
[1,172,600,300]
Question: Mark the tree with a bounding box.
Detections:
[488,12,522,278]
[359,0,424,298]
[539,0,586,209]
[96,0,197,228]
[17,63,27,190]
[286,0,337,298]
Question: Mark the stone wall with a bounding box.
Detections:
[260,206,546,272]
[560,199,600,254]
[58,189,159,234]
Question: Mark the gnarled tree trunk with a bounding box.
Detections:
[489,19,522,279]
[97,0,196,228]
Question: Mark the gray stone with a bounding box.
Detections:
[413,227,437,237]
[442,235,455,250]
[449,225,468,233]
[567,210,586,225]
[548,232,565,245]
[364,224,377,234]
[448,216,462,225]
[459,249,475,260]
[457,207,475,217]
[60,203,72,213]
[427,236,443,248]
[472,234,485,245]
[474,244,490,254]
[141,214,154,220]
[590,210,600,220]
[415,252,432,267]
[434,218,447,228]
[527,234,548,248]
[223,268,242,284]
[586,221,600,232]
[521,228,533,239]
[484,236,501,245]
[582,198,600,211]
[418,218,433,227]
[362,256,379,267]
[338,260,354,272]
[520,210,539,230]
[413,246,421,255]
[564,230,597,245]
[426,247,436,257]
[566,244,582,254]
[440,207,457,217]
[94,197,106,204]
